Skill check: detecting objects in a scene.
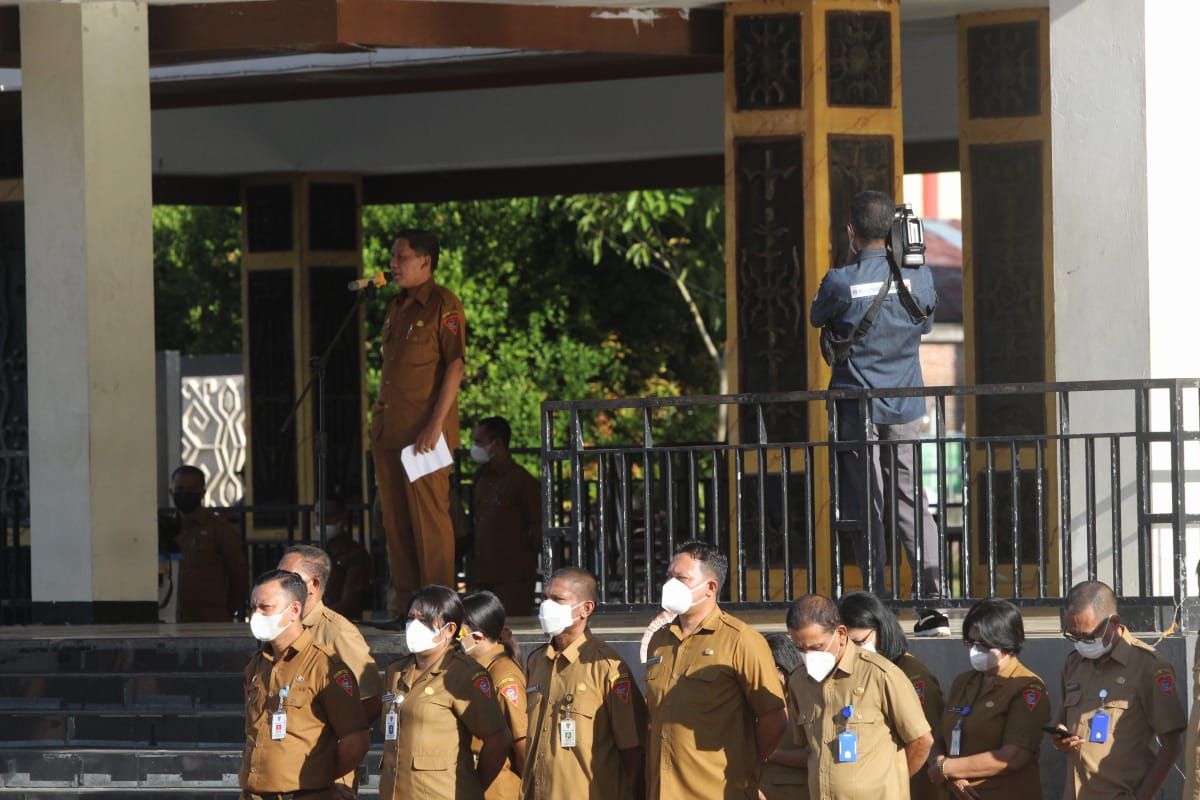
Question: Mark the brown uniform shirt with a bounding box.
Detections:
[468,642,528,800]
[239,628,369,794]
[1056,629,1187,799]
[176,509,247,623]
[523,630,647,800]
[301,601,384,700]
[645,605,786,800]
[939,657,1049,798]
[379,649,507,800]
[788,640,931,800]
[472,458,541,584]
[1183,633,1200,800]
[325,531,372,619]
[899,652,948,800]
[371,278,467,450]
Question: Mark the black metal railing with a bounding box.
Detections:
[540,379,1200,610]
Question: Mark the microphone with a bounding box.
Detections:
[347,273,388,293]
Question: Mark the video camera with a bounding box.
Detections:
[888,203,926,268]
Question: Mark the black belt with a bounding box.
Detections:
[245,789,328,800]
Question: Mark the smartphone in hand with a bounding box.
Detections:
[1042,725,1069,736]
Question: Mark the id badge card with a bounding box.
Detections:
[1089,710,1110,743]
[384,712,398,741]
[949,724,962,756]
[559,718,577,748]
[836,729,858,763]
[271,712,287,740]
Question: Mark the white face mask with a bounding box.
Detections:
[405,619,448,654]
[968,643,1001,672]
[539,599,585,636]
[1073,618,1114,660]
[469,444,491,464]
[803,635,840,683]
[860,639,877,654]
[461,633,484,654]
[661,578,705,615]
[250,610,293,643]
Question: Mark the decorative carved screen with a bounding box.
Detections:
[826,11,892,108]
[181,375,246,507]
[734,14,803,111]
[827,135,895,269]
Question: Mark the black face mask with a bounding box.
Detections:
[172,489,203,514]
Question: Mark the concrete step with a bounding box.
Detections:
[1,709,245,748]
[0,674,245,709]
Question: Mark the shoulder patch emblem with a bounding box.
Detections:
[912,679,926,704]
[474,674,493,698]
[335,670,356,697]
[1156,672,1176,696]
[501,685,520,705]
[1023,687,1042,711]
[613,678,632,704]
[442,312,461,336]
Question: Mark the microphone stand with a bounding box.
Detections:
[281,283,378,548]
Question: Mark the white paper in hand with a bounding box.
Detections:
[400,433,453,482]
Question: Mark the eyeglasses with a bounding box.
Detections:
[1063,616,1111,644]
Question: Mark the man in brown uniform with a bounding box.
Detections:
[787,594,932,800]
[469,416,541,617]
[319,495,372,619]
[240,570,370,800]
[172,465,248,622]
[524,567,646,800]
[644,541,787,799]
[372,229,466,615]
[1052,580,1186,799]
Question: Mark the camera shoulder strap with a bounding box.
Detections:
[850,256,894,341]
[885,225,930,323]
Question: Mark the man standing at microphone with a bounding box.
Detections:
[372,230,466,620]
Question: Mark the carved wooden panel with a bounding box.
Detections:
[826,11,892,107]
[735,137,807,443]
[827,135,894,268]
[245,184,293,253]
[734,14,802,111]
[967,21,1040,119]
[247,270,298,508]
[308,183,358,252]
[309,266,363,501]
[970,142,1045,436]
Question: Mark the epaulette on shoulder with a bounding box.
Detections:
[312,640,337,659]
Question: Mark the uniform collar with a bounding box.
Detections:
[833,638,860,677]
[400,278,436,306]
[1107,628,1136,665]
[856,246,887,260]
[301,600,328,628]
[546,629,591,664]
[402,647,456,687]
[669,604,722,640]
[262,626,313,663]
[471,639,506,669]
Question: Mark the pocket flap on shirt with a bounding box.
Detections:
[1102,699,1131,710]
[849,707,882,724]
[412,754,453,771]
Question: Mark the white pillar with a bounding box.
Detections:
[22,1,157,622]
[1049,0,1200,598]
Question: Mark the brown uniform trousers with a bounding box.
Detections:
[371,278,466,611]
[645,606,786,800]
[789,640,931,800]
[899,652,948,800]
[378,649,506,800]
[523,630,647,800]
[1057,630,1187,799]
[468,642,528,800]
[938,657,1049,798]
[471,458,541,617]
[239,629,369,798]
[176,509,248,623]
[324,532,372,619]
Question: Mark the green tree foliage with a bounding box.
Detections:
[152,205,243,354]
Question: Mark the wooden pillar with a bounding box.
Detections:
[240,175,366,531]
[725,0,903,600]
[958,10,1058,597]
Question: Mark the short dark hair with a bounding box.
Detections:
[963,598,1025,655]
[786,594,842,632]
[462,590,507,641]
[850,190,894,241]
[281,544,331,588]
[171,465,206,485]
[765,632,803,676]
[549,567,598,604]
[1065,580,1117,619]
[838,591,909,663]
[674,540,728,592]
[395,229,440,272]
[407,584,464,633]
[254,569,308,608]
[476,416,512,447]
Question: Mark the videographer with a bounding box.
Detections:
[811,190,943,619]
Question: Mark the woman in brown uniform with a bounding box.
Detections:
[839,592,946,800]
[760,632,808,799]
[379,585,513,800]
[927,598,1049,799]
[462,591,528,800]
